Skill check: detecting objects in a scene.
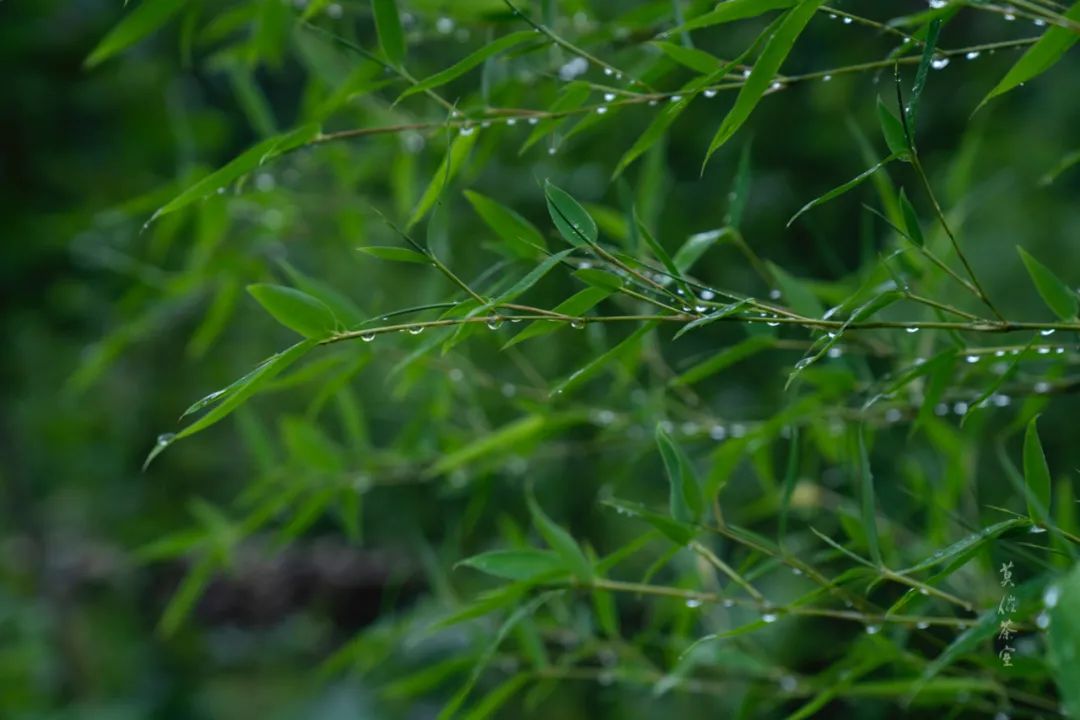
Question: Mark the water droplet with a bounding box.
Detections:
[931,57,950,70]
[407,326,424,335]
[791,567,803,576]
[906,327,920,334]
[1045,584,1061,608]
[769,289,782,300]
[435,16,455,34]
[1036,611,1051,629]
[1040,328,1056,336]
[648,99,658,106]
[486,316,503,330]
[361,332,376,342]
[1030,525,1047,534]
[547,147,557,155]
[1035,381,1051,393]
[965,51,981,60]
[762,612,778,623]
[934,403,949,416]
[506,118,517,126]
[828,12,837,19]
[929,0,947,7]
[703,89,718,98]
[501,383,516,398]
[827,347,843,359]
[766,320,780,327]
[953,401,969,415]
[916,621,930,630]
[722,599,735,608]
[156,433,176,446]
[603,92,615,102]
[694,305,707,313]
[965,354,980,363]
[571,319,585,329]
[670,95,683,103]
[731,423,746,438]
[603,67,614,76]
[596,106,608,115]
[992,394,1011,407]
[842,16,853,24]
[1004,12,1016,21]
[865,624,881,635]
[770,82,783,91]
[1033,18,1046,26]
[685,598,702,608]
[1038,347,1051,355]
[885,408,902,423]
[822,74,832,82]
[709,425,727,441]
[699,289,715,301]
[780,675,797,692]
[1056,347,1065,354]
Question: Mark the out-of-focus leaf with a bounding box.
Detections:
[1049,563,1080,717]
[1023,415,1053,525]
[399,32,536,100]
[409,129,479,228]
[465,189,547,256]
[357,245,431,264]
[372,0,405,65]
[674,0,796,33]
[656,424,703,523]
[527,494,592,582]
[85,0,189,68]
[459,549,567,581]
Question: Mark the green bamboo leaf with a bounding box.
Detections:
[427,414,549,477]
[673,0,797,33]
[672,299,751,340]
[671,333,772,383]
[613,92,694,179]
[247,284,338,338]
[703,0,825,167]
[905,19,942,129]
[527,494,593,582]
[1048,563,1080,718]
[876,98,910,158]
[502,287,612,349]
[787,154,898,227]
[158,554,215,636]
[494,250,575,304]
[519,82,592,154]
[458,549,567,581]
[464,190,547,256]
[372,0,405,65]
[857,426,882,566]
[544,180,597,247]
[1023,415,1052,525]
[636,211,694,298]
[770,263,824,318]
[357,245,431,264]
[898,188,924,247]
[1017,246,1078,320]
[673,227,734,273]
[409,129,479,229]
[460,673,529,720]
[146,340,317,468]
[651,41,723,74]
[899,517,1028,574]
[602,498,697,545]
[550,322,656,396]
[85,0,189,68]
[150,123,320,223]
[977,0,1080,110]
[656,424,703,523]
[398,32,536,100]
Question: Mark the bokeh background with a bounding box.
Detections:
[3,1,1079,717]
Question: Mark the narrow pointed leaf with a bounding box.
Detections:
[876,98,910,157]
[656,424,703,523]
[459,549,567,581]
[399,32,536,100]
[1023,415,1052,525]
[527,494,593,582]
[674,0,797,33]
[787,154,898,227]
[357,245,431,264]
[545,180,597,247]
[372,0,405,65]
[1017,246,1078,320]
[409,129,479,228]
[85,0,189,68]
[898,188,924,247]
[703,0,825,166]
[247,284,337,338]
[464,190,547,256]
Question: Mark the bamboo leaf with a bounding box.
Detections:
[465,190,547,256]
[357,245,431,264]
[674,0,797,33]
[703,0,825,167]
[1017,246,1078,320]
[656,424,703,523]
[458,549,567,581]
[857,426,882,566]
[545,180,597,247]
[876,98,910,158]
[247,284,338,339]
[527,494,593,582]
[898,188,924,247]
[978,0,1080,109]
[787,154,898,227]
[399,32,536,100]
[550,322,656,396]
[1023,415,1052,525]
[1048,563,1080,718]
[502,287,612,348]
[372,0,406,65]
[85,0,189,68]
[409,129,479,228]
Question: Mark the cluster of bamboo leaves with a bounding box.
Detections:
[81,0,1080,717]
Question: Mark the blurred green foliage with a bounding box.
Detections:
[4,1,1080,718]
